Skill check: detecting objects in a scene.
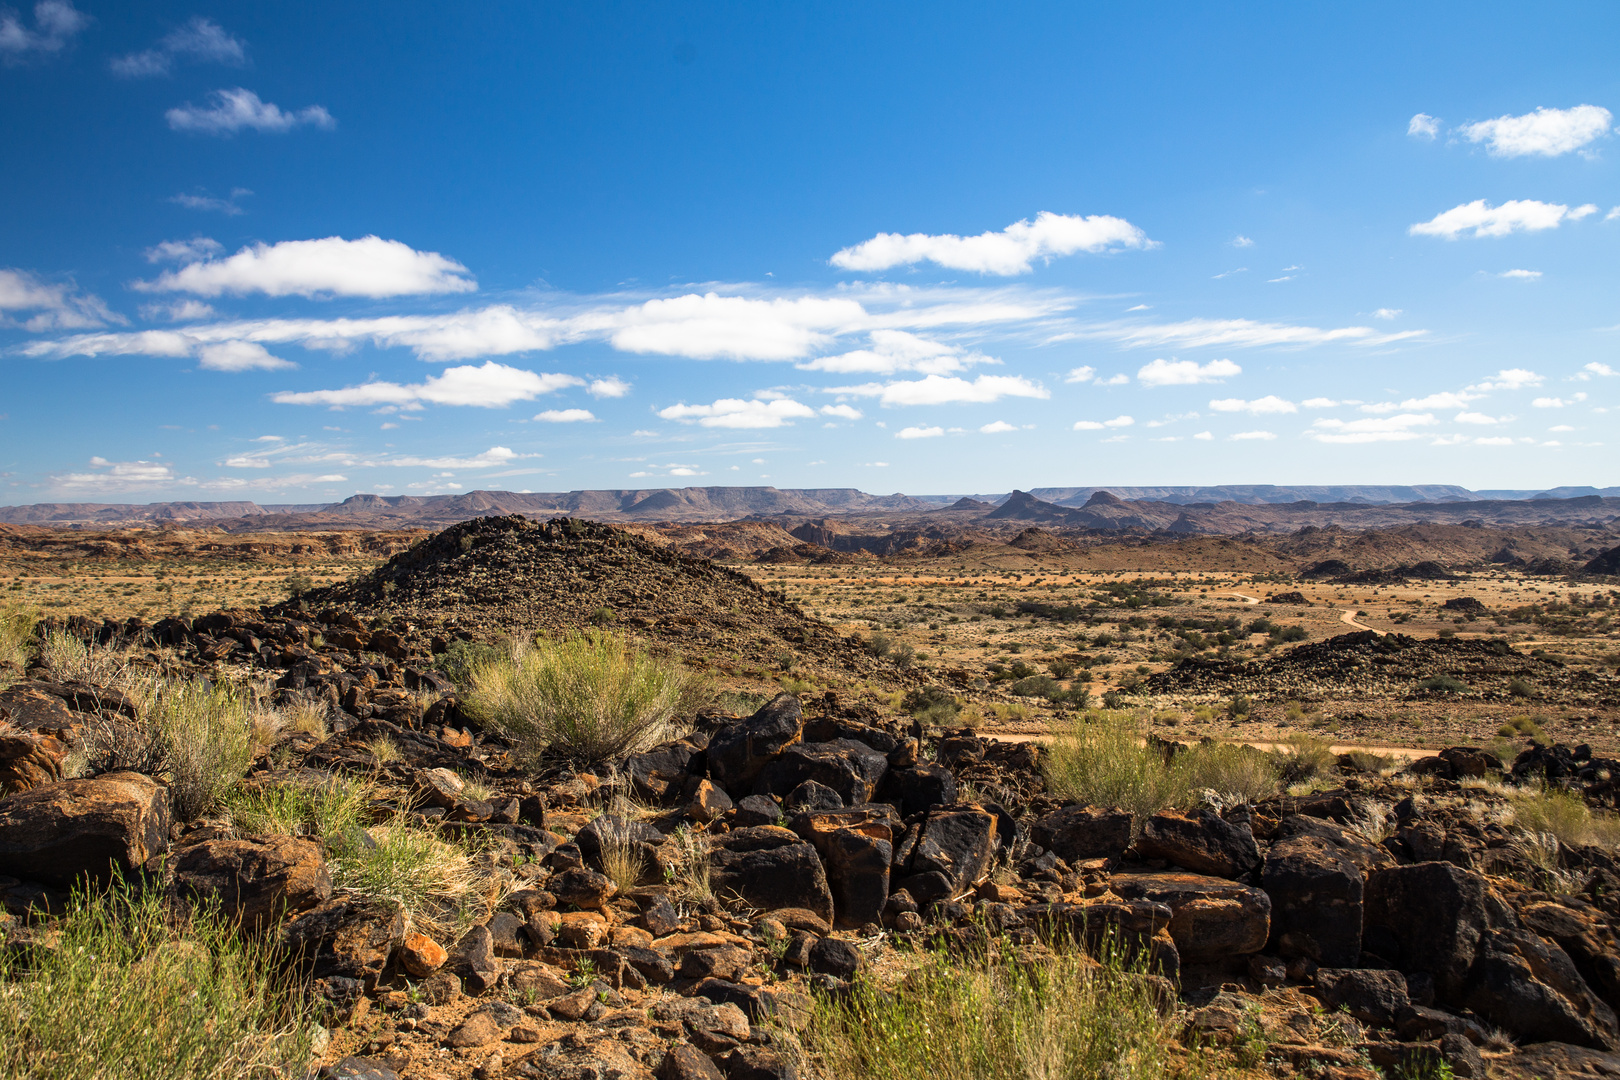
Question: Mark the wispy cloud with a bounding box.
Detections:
[1410,199,1597,239]
[1408,113,1440,140]
[167,88,335,135]
[534,408,595,422]
[1067,317,1423,350]
[896,425,944,439]
[273,362,582,409]
[657,396,816,428]
[170,188,252,215]
[0,268,120,331]
[1208,395,1296,415]
[112,17,245,77]
[828,373,1049,406]
[1458,105,1612,157]
[1073,415,1133,430]
[830,211,1155,275]
[1308,412,1436,443]
[0,1,87,61]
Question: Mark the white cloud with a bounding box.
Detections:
[1454,411,1504,424]
[374,446,525,469]
[1580,362,1616,378]
[1073,318,1422,350]
[1550,424,1575,432]
[1192,431,1213,440]
[1137,358,1241,386]
[1064,365,1095,383]
[0,268,119,330]
[1408,113,1440,140]
[797,329,988,375]
[820,404,863,420]
[1231,235,1254,248]
[112,16,245,77]
[0,1,87,59]
[197,341,294,371]
[146,237,225,263]
[166,88,335,135]
[1208,395,1296,415]
[1497,269,1542,279]
[1410,199,1598,240]
[534,408,596,422]
[1095,373,1130,386]
[273,362,581,409]
[1469,368,1543,391]
[135,235,476,298]
[1362,391,1479,413]
[587,376,630,398]
[1532,397,1567,408]
[1458,105,1612,157]
[1302,397,1339,408]
[1212,268,1247,279]
[1474,436,1516,446]
[139,299,217,322]
[1230,430,1276,440]
[657,397,816,429]
[606,292,865,361]
[831,373,1049,407]
[1371,308,1401,320]
[52,456,176,495]
[979,420,1018,434]
[1073,415,1134,430]
[830,211,1154,275]
[170,188,252,215]
[896,425,944,439]
[1309,413,1436,443]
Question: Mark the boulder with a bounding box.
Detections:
[628,733,709,801]
[397,931,449,976]
[707,695,803,795]
[281,899,405,985]
[0,771,170,888]
[550,867,617,909]
[1263,833,1364,967]
[1137,809,1261,878]
[790,806,899,929]
[688,780,733,823]
[879,763,957,818]
[1030,805,1133,864]
[171,835,332,929]
[756,739,888,806]
[1111,871,1271,963]
[893,805,997,905]
[709,826,834,924]
[0,729,66,795]
[1315,968,1410,1025]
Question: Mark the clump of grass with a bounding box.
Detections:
[594,816,647,894]
[664,824,712,907]
[799,937,1193,1080]
[226,773,373,839]
[329,815,485,937]
[365,734,403,763]
[1418,674,1469,694]
[436,638,505,691]
[1173,741,1279,804]
[0,601,37,688]
[463,631,703,765]
[39,629,127,686]
[1045,713,1178,831]
[1498,715,1547,744]
[1511,785,1620,849]
[1271,732,1336,784]
[455,770,493,801]
[0,876,315,1080]
[128,677,254,821]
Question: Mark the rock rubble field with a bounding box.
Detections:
[1,516,1619,1080]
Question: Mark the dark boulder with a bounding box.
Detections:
[709,826,834,924]
[172,835,332,929]
[1263,832,1364,967]
[1137,809,1261,878]
[707,694,804,796]
[0,771,170,888]
[757,739,887,806]
[1030,804,1133,864]
[893,805,997,904]
[1111,871,1271,963]
[879,763,957,818]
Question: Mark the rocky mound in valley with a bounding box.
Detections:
[294,515,853,668]
[1144,630,1620,706]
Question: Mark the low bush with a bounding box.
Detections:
[129,677,255,821]
[903,685,960,726]
[0,876,315,1079]
[1045,713,1178,830]
[329,815,486,937]
[800,936,1192,1080]
[38,629,127,686]
[1172,741,1279,804]
[1508,677,1534,699]
[1512,785,1620,849]
[1418,674,1469,694]
[0,601,36,687]
[436,638,505,691]
[226,772,373,840]
[463,631,702,765]
[1272,733,1336,784]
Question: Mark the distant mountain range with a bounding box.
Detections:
[2,482,1617,530]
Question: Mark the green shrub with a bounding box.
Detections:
[283,571,314,599]
[0,601,37,687]
[1511,786,1620,849]
[329,815,483,937]
[1226,693,1251,718]
[1418,674,1469,694]
[1048,658,1076,680]
[1009,674,1062,699]
[1272,733,1336,783]
[226,772,373,839]
[1172,741,1279,804]
[1045,713,1177,832]
[1508,677,1534,699]
[800,936,1190,1080]
[436,638,505,691]
[903,685,960,725]
[463,631,701,765]
[129,677,255,821]
[0,876,315,1079]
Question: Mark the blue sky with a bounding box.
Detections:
[3,1,1618,503]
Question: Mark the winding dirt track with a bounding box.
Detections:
[1339,608,1377,631]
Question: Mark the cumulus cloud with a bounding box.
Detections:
[1230,430,1276,440]
[606,292,865,361]
[1094,373,1130,386]
[896,425,944,439]
[979,420,1018,434]
[1193,431,1213,440]
[1410,199,1597,239]
[1459,105,1612,157]
[797,329,988,375]
[1064,365,1095,383]
[135,235,476,299]
[52,456,176,494]
[112,16,245,77]
[1408,113,1440,139]
[197,341,294,371]
[1371,308,1401,320]
[830,211,1154,275]
[534,408,595,422]
[1454,411,1504,424]
[1308,413,1436,443]
[830,373,1049,407]
[1474,436,1516,446]
[587,376,631,398]
[1580,362,1616,378]
[167,88,335,135]
[1469,368,1543,391]
[1073,415,1133,430]
[0,268,119,330]
[0,1,87,60]
[820,404,863,420]
[1137,358,1241,387]
[1208,395,1296,415]
[1532,397,1568,408]
[1302,397,1339,408]
[273,362,581,409]
[657,397,816,429]
[1497,269,1542,279]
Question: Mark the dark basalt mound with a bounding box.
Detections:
[1332,561,1456,585]
[1301,559,1352,579]
[1587,546,1620,575]
[1143,630,1608,702]
[297,515,845,663]
[1264,592,1310,605]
